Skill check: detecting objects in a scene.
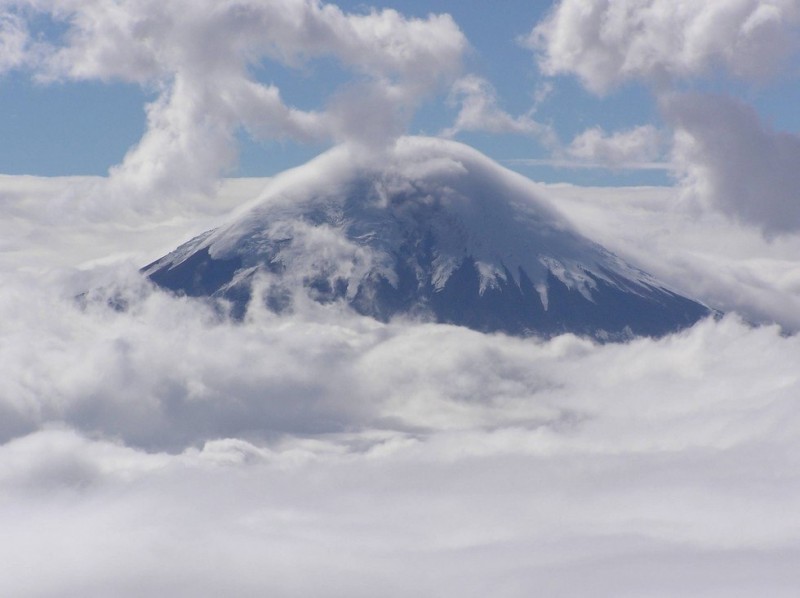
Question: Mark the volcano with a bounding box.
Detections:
[143,137,711,340]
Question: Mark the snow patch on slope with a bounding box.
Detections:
[185,136,667,301]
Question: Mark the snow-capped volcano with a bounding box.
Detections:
[143,137,711,339]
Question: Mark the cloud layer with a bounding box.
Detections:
[3,171,800,595]
[2,278,800,596]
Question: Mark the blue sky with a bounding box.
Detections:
[3,0,796,189]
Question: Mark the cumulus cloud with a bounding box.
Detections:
[442,75,554,143]
[5,0,466,205]
[527,1,800,236]
[663,92,800,236]
[566,124,665,169]
[529,0,800,94]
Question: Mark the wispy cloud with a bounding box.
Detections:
[505,158,672,171]
[442,75,555,144]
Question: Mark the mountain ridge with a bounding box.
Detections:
[143,137,712,340]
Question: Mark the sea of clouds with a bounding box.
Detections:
[2,167,800,596]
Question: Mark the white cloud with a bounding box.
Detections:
[3,1,800,590]
[529,0,800,94]
[527,2,800,235]
[442,75,554,142]
[506,125,667,172]
[6,0,466,206]
[2,172,800,594]
[28,0,465,89]
[566,124,664,168]
[2,296,800,595]
[0,11,28,73]
[663,92,800,236]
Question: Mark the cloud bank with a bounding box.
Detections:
[2,274,800,597]
[2,169,800,595]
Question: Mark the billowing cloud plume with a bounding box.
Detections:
[442,75,554,143]
[664,93,800,236]
[4,0,466,204]
[529,0,800,94]
[566,124,664,169]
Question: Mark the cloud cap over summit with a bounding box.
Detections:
[144,137,712,339]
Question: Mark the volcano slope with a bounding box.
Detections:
[144,137,711,340]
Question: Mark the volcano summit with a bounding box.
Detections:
[144,137,711,340]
